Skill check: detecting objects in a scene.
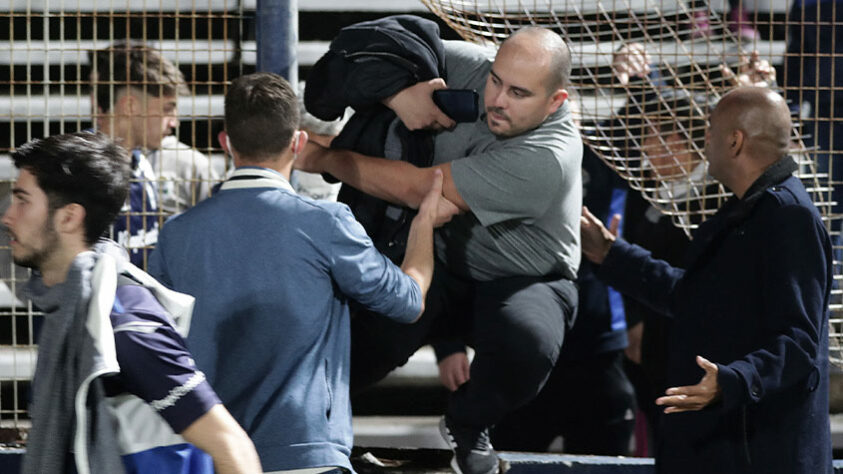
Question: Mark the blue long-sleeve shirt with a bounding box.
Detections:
[148,167,422,472]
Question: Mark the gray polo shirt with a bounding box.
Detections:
[432,40,583,281]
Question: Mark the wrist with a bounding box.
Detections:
[412,211,436,228]
[310,146,336,174]
[382,89,403,111]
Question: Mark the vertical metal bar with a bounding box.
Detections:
[256,0,297,84]
[42,0,50,137]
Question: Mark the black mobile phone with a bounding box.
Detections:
[432,89,479,123]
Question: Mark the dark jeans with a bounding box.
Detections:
[491,351,636,455]
[350,262,578,428]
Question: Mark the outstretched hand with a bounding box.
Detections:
[656,356,722,414]
[384,79,457,131]
[580,206,620,264]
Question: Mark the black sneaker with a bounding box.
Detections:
[439,416,499,474]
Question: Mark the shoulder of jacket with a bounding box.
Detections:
[761,178,803,208]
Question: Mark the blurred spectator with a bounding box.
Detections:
[291,82,346,201]
[89,43,186,267]
[149,134,218,215]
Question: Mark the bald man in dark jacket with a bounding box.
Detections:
[581,87,833,473]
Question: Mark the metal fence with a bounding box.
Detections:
[0,0,257,436]
[0,0,840,438]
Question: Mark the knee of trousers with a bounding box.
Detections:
[488,338,562,395]
[498,323,565,373]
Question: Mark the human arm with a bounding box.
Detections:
[147,222,174,288]
[399,170,456,309]
[296,142,470,213]
[583,206,685,317]
[298,132,571,230]
[180,405,262,474]
[328,171,456,322]
[110,287,260,472]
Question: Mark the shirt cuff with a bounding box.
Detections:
[432,342,467,362]
[157,377,222,433]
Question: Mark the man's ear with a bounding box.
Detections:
[291,130,308,155]
[731,129,745,157]
[218,130,232,156]
[54,203,86,236]
[547,88,569,114]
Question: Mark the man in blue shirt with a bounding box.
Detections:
[4,132,260,474]
[149,72,452,473]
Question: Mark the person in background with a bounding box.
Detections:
[150,134,218,215]
[89,43,182,267]
[291,81,345,201]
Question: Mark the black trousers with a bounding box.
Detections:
[491,350,636,455]
[350,262,578,428]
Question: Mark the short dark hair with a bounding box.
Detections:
[12,132,131,245]
[89,43,188,112]
[225,72,299,162]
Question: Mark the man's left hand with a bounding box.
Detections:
[656,356,722,414]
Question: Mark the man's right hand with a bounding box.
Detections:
[438,352,470,392]
[580,206,619,264]
[383,79,457,131]
[417,169,459,227]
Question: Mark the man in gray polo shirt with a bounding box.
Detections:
[298,27,581,474]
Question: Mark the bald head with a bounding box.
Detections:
[704,87,794,197]
[501,27,571,93]
[713,87,792,163]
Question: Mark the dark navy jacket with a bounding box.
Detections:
[597,161,833,473]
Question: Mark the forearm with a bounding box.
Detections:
[181,405,262,474]
[312,146,431,208]
[596,239,683,317]
[400,212,436,319]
